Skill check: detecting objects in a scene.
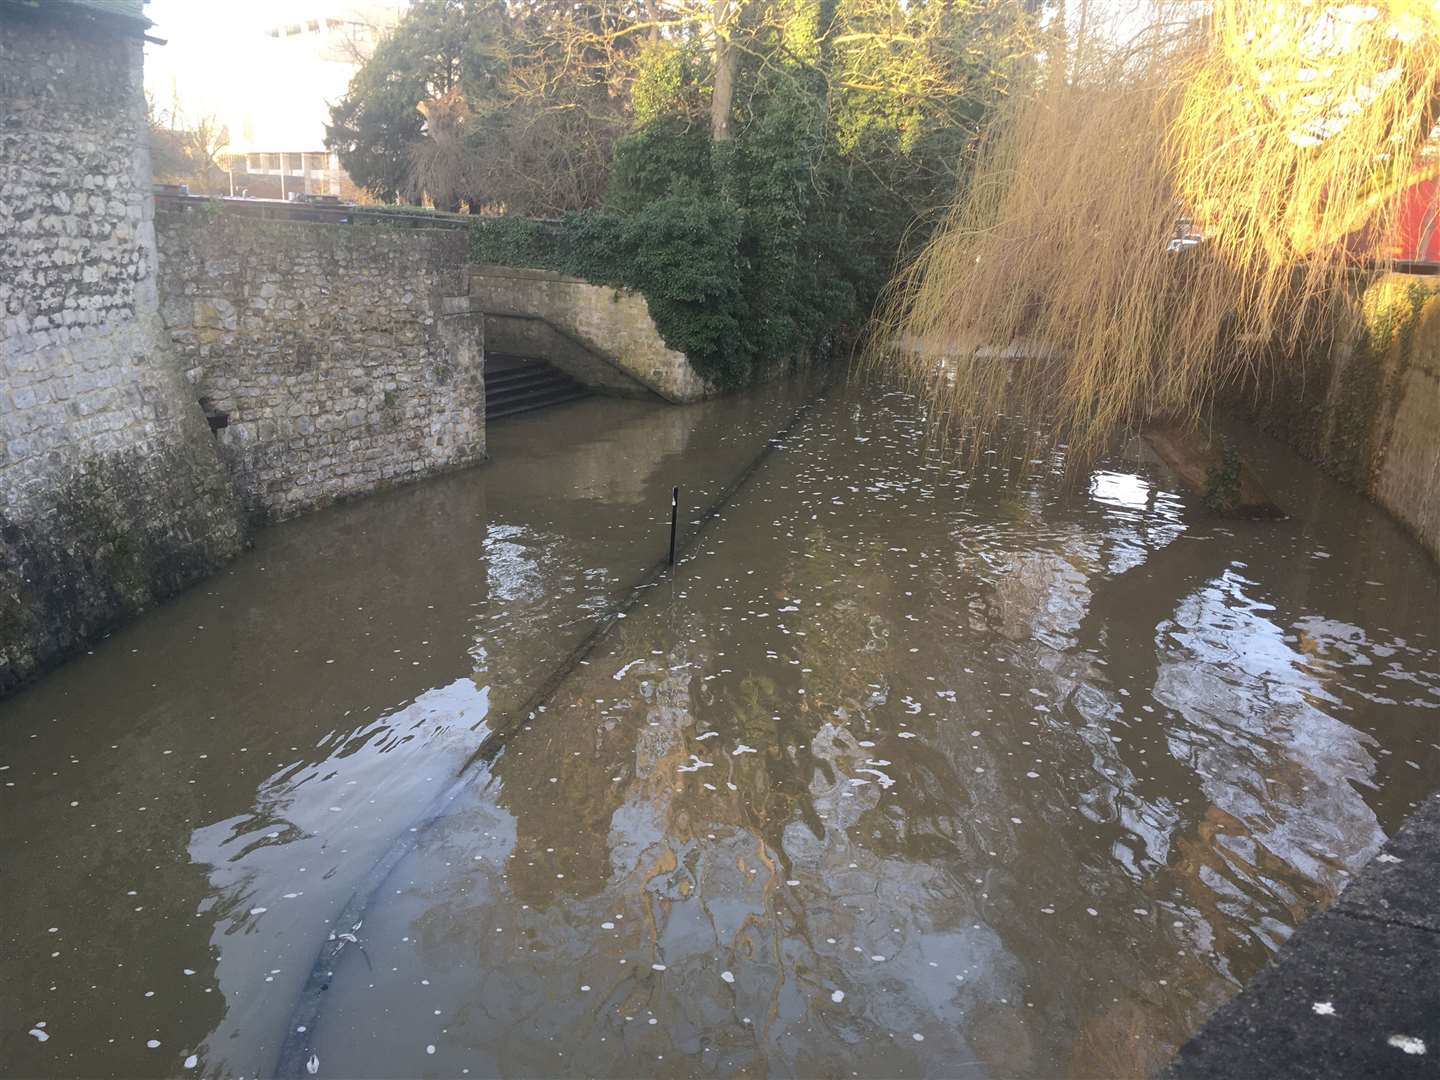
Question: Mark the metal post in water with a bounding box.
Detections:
[669,486,679,567]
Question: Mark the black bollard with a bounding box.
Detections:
[669,486,679,567]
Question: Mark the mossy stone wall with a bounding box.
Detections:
[1254,275,1440,560]
[1,15,247,696]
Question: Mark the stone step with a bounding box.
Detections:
[486,370,580,403]
[486,383,592,420]
[486,366,573,396]
[484,356,591,419]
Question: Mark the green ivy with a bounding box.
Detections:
[470,195,746,384]
[468,12,1012,389]
[1202,441,1243,513]
[469,89,912,387]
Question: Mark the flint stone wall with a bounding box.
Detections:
[0,13,247,696]
[155,210,486,521]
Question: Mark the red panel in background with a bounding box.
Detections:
[1392,175,1440,261]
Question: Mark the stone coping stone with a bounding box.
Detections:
[469,263,592,286]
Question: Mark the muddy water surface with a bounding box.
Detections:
[2,383,1438,1079]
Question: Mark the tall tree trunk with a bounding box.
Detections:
[711,0,739,142]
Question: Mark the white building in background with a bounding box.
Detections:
[145,1,405,199]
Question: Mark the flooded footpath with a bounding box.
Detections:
[2,382,1437,1078]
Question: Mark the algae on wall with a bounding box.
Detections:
[1252,274,1440,559]
[0,444,245,695]
[1,13,248,697]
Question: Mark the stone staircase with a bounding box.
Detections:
[484,353,592,420]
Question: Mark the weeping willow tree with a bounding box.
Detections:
[878,0,1440,465]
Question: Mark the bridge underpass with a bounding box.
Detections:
[483,353,593,420]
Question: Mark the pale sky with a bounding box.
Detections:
[143,0,406,152]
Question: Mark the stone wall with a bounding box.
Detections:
[155,210,486,521]
[1370,328,1440,559]
[484,313,659,399]
[469,264,712,403]
[1255,275,1440,561]
[1370,364,1440,558]
[0,12,247,696]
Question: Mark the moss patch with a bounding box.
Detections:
[1253,275,1437,492]
[0,447,246,696]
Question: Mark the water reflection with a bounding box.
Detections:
[2,383,1436,1078]
[293,388,1437,1079]
[0,387,816,1079]
[186,677,490,1073]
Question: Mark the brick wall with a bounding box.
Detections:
[1256,278,1440,561]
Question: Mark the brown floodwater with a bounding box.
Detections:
[2,382,1437,1079]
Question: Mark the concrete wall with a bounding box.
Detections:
[0,13,247,695]
[469,264,712,403]
[155,210,486,521]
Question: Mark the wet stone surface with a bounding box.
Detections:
[1169,793,1440,1080]
[2,383,1438,1078]
[1171,915,1438,1078]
